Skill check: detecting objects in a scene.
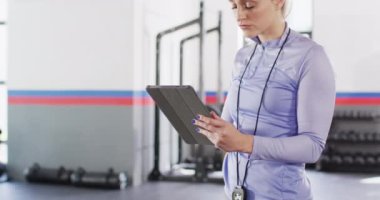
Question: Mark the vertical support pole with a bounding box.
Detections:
[216,11,223,105]
[199,1,205,101]
[195,1,207,182]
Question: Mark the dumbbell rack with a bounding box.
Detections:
[316,106,380,172]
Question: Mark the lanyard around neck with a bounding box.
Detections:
[235,28,292,187]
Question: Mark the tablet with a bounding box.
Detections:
[146,85,213,145]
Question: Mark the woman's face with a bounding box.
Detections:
[230,0,283,38]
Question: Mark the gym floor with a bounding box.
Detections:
[1,170,380,200]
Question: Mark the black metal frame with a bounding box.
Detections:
[148,2,224,183]
[0,19,6,144]
[148,1,205,181]
[177,11,222,165]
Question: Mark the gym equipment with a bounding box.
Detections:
[0,129,8,183]
[0,163,5,176]
[24,163,72,184]
[333,109,380,120]
[177,11,223,164]
[71,167,127,189]
[0,162,7,183]
[342,154,354,165]
[315,107,380,172]
[149,1,205,181]
[149,1,224,183]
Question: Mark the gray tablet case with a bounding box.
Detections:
[146,85,213,145]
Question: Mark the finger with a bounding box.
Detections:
[210,111,221,120]
[197,114,224,127]
[197,128,216,143]
[194,120,218,133]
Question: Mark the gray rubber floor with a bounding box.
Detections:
[1,170,380,200]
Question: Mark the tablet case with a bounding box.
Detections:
[146,85,213,145]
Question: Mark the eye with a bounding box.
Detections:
[245,2,255,9]
[231,3,237,9]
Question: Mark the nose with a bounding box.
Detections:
[235,8,248,23]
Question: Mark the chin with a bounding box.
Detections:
[240,28,259,38]
[243,31,259,38]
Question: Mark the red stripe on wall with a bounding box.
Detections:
[205,96,227,104]
[8,97,154,106]
[336,98,380,105]
[133,98,155,106]
[10,97,380,106]
[9,96,222,106]
[205,96,217,104]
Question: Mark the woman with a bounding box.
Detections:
[193,0,335,199]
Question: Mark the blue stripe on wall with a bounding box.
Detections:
[336,92,380,98]
[8,90,148,97]
[8,90,380,98]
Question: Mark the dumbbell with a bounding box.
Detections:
[374,133,380,142]
[0,162,6,177]
[24,163,72,184]
[333,110,343,119]
[318,155,332,166]
[346,131,355,142]
[339,131,350,142]
[364,132,375,142]
[357,133,367,142]
[71,167,127,189]
[331,155,343,165]
[212,150,224,171]
[328,132,338,141]
[351,110,359,119]
[340,110,348,119]
[315,155,330,171]
[342,154,354,165]
[353,154,366,166]
[365,154,377,166]
[375,155,380,166]
[358,111,369,120]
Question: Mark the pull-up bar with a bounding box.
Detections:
[177,11,222,165]
[149,1,206,181]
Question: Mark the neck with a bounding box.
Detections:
[258,19,286,43]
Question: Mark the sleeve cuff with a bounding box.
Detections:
[250,135,264,160]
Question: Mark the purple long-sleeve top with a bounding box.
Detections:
[221,26,336,200]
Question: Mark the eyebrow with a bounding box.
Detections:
[229,0,257,3]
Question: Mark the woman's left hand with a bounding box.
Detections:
[193,111,253,153]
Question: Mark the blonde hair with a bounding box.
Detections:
[282,0,292,17]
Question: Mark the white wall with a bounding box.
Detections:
[0,0,8,142]
[287,0,313,32]
[8,0,134,90]
[314,0,380,92]
[0,0,7,21]
[0,26,6,82]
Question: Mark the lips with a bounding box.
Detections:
[239,25,252,29]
